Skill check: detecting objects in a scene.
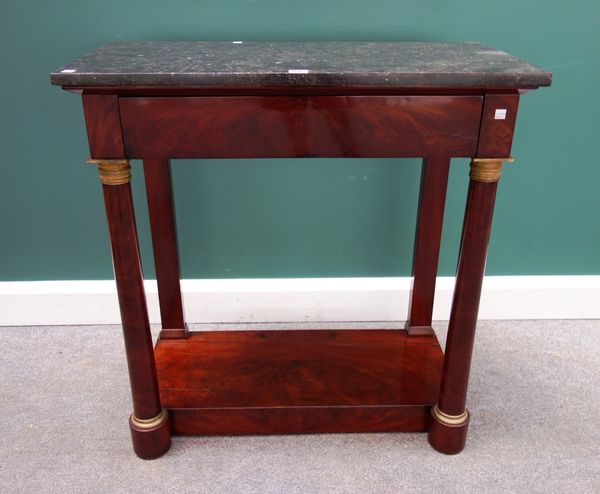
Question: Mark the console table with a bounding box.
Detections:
[51,41,551,459]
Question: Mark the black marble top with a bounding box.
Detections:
[50,41,551,89]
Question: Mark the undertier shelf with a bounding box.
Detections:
[155,329,443,435]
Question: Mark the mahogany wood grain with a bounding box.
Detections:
[102,183,163,419]
[155,329,443,434]
[74,79,530,456]
[101,181,171,458]
[170,406,432,435]
[143,159,186,337]
[428,94,519,453]
[428,178,499,455]
[119,95,483,159]
[407,157,450,333]
[82,94,124,158]
[437,180,498,416]
[129,413,171,460]
[477,93,519,157]
[428,415,469,455]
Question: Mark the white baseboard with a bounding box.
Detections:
[0,276,598,326]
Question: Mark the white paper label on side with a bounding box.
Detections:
[494,109,507,120]
[60,69,77,73]
[288,69,309,74]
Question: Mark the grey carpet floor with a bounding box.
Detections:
[1,320,599,494]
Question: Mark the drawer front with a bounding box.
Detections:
[119,95,483,159]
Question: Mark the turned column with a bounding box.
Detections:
[428,157,511,454]
[90,159,171,459]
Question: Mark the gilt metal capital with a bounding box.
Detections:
[86,159,131,185]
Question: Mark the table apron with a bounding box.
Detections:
[118,95,483,159]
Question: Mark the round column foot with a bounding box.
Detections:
[129,408,171,459]
[428,404,469,455]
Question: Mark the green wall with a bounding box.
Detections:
[1,1,599,280]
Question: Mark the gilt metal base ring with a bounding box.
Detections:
[431,404,469,427]
[130,408,168,430]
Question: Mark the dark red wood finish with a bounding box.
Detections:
[407,157,450,333]
[477,93,519,157]
[143,159,187,338]
[82,94,124,158]
[428,179,498,454]
[428,414,469,455]
[101,182,171,458]
[119,95,482,158]
[155,329,443,434]
[429,94,519,454]
[129,413,171,460]
[75,82,525,457]
[439,180,498,416]
[85,94,171,458]
[102,183,162,419]
[171,406,432,435]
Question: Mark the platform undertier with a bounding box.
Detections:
[154,329,443,435]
